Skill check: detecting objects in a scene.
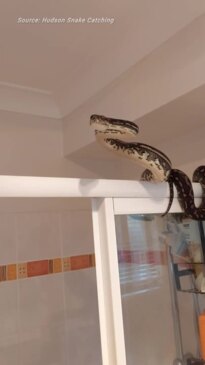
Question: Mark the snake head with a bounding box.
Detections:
[90,114,105,122]
[90,114,98,123]
[90,114,139,135]
[90,114,110,128]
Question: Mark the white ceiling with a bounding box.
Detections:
[1,0,205,117]
[135,85,205,144]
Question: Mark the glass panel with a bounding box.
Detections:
[115,213,205,365]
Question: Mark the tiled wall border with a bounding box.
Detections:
[0,254,95,282]
[0,250,166,282]
[118,249,166,265]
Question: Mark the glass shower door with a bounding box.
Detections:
[115,213,205,365]
[115,213,176,365]
[91,196,205,365]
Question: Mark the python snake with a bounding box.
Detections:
[90,114,205,220]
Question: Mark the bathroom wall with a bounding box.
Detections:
[179,156,205,180]
[0,110,102,365]
[0,109,99,178]
[158,124,205,178]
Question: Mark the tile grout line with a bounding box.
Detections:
[58,211,69,364]
[14,213,21,365]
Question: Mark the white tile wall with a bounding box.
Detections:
[60,210,94,256]
[0,213,16,264]
[0,208,101,365]
[64,269,102,365]
[18,326,67,365]
[16,212,61,262]
[18,274,65,332]
[0,281,18,338]
[0,334,20,365]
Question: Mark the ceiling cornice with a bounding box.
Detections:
[0,82,62,119]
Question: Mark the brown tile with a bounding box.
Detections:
[0,265,7,281]
[7,264,17,281]
[70,254,92,270]
[27,260,49,277]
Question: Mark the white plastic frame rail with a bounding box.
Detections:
[0,175,203,365]
[0,175,202,198]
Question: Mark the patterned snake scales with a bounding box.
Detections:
[90,114,205,220]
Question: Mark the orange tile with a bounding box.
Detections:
[18,263,27,279]
[53,258,62,273]
[7,264,17,281]
[70,254,92,270]
[63,257,71,272]
[27,260,49,277]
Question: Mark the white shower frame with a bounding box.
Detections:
[0,175,202,365]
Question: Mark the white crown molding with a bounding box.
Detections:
[0,82,62,119]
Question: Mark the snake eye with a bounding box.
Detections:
[90,114,97,121]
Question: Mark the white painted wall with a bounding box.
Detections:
[158,124,205,178]
[0,109,98,179]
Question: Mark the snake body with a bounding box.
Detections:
[90,114,205,220]
[90,114,172,182]
[167,168,205,220]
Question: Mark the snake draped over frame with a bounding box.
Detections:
[90,114,205,220]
